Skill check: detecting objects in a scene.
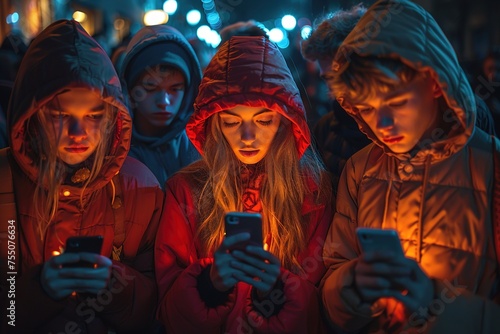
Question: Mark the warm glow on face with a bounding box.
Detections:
[219,106,281,164]
[42,88,105,166]
[352,76,440,154]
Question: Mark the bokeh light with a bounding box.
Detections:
[281,15,296,31]
[144,10,169,26]
[163,0,178,15]
[268,28,285,43]
[72,11,87,23]
[301,25,312,39]
[186,9,201,26]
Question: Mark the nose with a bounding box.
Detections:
[240,122,256,144]
[157,90,171,106]
[376,106,395,130]
[68,117,87,141]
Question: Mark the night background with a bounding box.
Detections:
[1,0,499,125]
[1,0,499,61]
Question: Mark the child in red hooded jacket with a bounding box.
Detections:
[0,20,163,334]
[155,36,334,333]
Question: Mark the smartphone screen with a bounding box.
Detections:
[64,236,103,268]
[356,228,404,255]
[224,212,263,251]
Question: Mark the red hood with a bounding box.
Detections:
[187,36,310,158]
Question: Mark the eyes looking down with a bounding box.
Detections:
[218,106,282,165]
[42,87,107,166]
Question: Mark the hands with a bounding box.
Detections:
[354,251,434,314]
[210,233,281,297]
[41,252,112,300]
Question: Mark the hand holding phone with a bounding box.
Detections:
[210,212,279,294]
[41,235,111,299]
[354,228,434,312]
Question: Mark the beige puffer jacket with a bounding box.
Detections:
[321,0,500,333]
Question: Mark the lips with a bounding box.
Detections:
[239,150,259,157]
[153,112,173,118]
[64,146,89,153]
[382,136,404,144]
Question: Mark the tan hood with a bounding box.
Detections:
[8,19,131,191]
[334,0,476,162]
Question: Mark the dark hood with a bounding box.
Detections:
[8,19,131,191]
[121,24,202,147]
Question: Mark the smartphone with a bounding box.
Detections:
[356,228,404,255]
[64,235,103,268]
[224,212,263,251]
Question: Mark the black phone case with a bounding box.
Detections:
[64,236,103,268]
[224,212,263,250]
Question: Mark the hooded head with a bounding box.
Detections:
[331,0,475,162]
[121,25,202,141]
[8,19,130,191]
[187,36,311,158]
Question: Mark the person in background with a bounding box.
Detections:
[475,47,500,137]
[300,4,371,193]
[219,20,268,45]
[188,37,215,72]
[121,25,201,188]
[155,36,334,333]
[321,1,500,333]
[0,20,163,333]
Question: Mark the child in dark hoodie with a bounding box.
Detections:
[121,25,201,188]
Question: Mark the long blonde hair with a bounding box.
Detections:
[189,114,329,273]
[27,102,117,240]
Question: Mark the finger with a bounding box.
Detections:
[355,275,392,290]
[383,289,421,312]
[219,233,251,252]
[78,253,113,268]
[357,287,401,303]
[356,261,412,277]
[244,246,281,265]
[232,251,280,278]
[59,267,112,280]
[69,278,110,291]
[49,253,82,267]
[233,271,273,292]
[363,251,406,263]
[230,260,277,283]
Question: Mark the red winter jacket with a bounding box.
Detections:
[155,36,334,333]
[1,20,163,334]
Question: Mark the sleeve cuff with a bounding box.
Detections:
[250,279,285,318]
[197,265,234,307]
